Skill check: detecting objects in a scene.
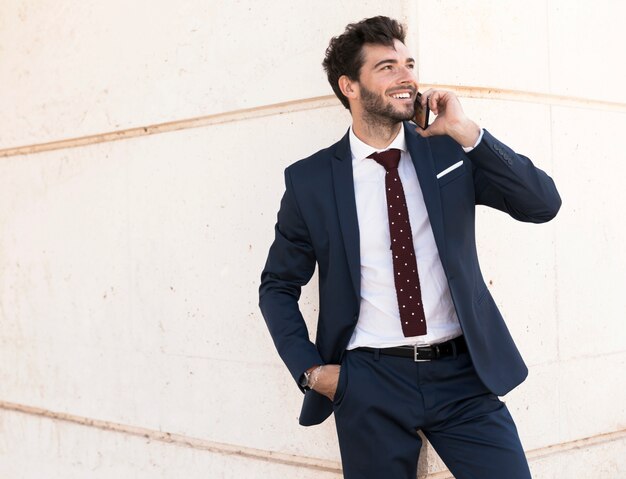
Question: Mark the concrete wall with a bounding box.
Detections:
[1,1,624,477]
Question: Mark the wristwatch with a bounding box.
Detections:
[299,370,311,389]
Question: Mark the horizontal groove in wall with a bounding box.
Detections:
[0,400,341,474]
[1,400,625,476]
[0,95,338,159]
[1,85,625,159]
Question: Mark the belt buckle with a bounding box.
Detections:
[413,345,431,362]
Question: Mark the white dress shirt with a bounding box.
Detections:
[346,123,467,349]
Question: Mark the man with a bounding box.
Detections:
[259,16,560,479]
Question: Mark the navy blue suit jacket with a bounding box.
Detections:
[259,123,561,426]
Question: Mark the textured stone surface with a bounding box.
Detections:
[1,1,625,477]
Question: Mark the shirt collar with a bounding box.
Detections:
[349,123,408,162]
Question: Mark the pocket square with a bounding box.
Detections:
[436,160,464,179]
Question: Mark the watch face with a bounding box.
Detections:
[299,372,310,388]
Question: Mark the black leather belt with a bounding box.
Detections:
[355,336,467,361]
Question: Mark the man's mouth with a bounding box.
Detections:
[389,91,413,100]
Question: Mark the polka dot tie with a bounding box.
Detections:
[369,149,427,337]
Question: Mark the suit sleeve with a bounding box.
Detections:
[259,167,324,389]
[468,129,561,222]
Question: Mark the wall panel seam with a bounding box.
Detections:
[1,400,624,473]
[1,86,624,159]
[0,400,342,473]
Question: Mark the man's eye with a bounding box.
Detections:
[407,64,415,69]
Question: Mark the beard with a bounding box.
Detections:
[360,84,416,127]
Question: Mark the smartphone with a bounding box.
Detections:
[414,92,430,130]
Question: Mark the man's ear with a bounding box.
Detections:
[338,75,358,100]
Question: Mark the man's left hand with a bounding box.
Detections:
[415,89,481,148]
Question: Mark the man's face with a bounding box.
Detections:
[353,39,418,124]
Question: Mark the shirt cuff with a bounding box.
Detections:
[461,128,484,153]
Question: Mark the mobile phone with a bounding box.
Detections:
[414,92,430,130]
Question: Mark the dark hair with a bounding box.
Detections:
[322,16,406,110]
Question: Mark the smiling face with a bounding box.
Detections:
[340,39,418,128]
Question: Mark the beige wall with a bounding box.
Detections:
[1,1,625,477]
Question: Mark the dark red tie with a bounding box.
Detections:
[369,149,427,337]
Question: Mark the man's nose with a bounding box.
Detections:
[397,67,416,84]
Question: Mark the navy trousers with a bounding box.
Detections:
[332,348,532,479]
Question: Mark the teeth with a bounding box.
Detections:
[392,92,411,99]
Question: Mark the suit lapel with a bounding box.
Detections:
[331,131,361,300]
[404,125,448,269]
[329,125,449,300]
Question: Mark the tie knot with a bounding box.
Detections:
[369,149,401,171]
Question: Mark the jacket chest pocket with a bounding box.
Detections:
[437,160,467,187]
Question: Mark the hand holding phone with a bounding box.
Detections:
[414,92,430,130]
[414,89,481,146]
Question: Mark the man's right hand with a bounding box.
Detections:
[310,364,341,401]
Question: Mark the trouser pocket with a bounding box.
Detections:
[332,355,349,407]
